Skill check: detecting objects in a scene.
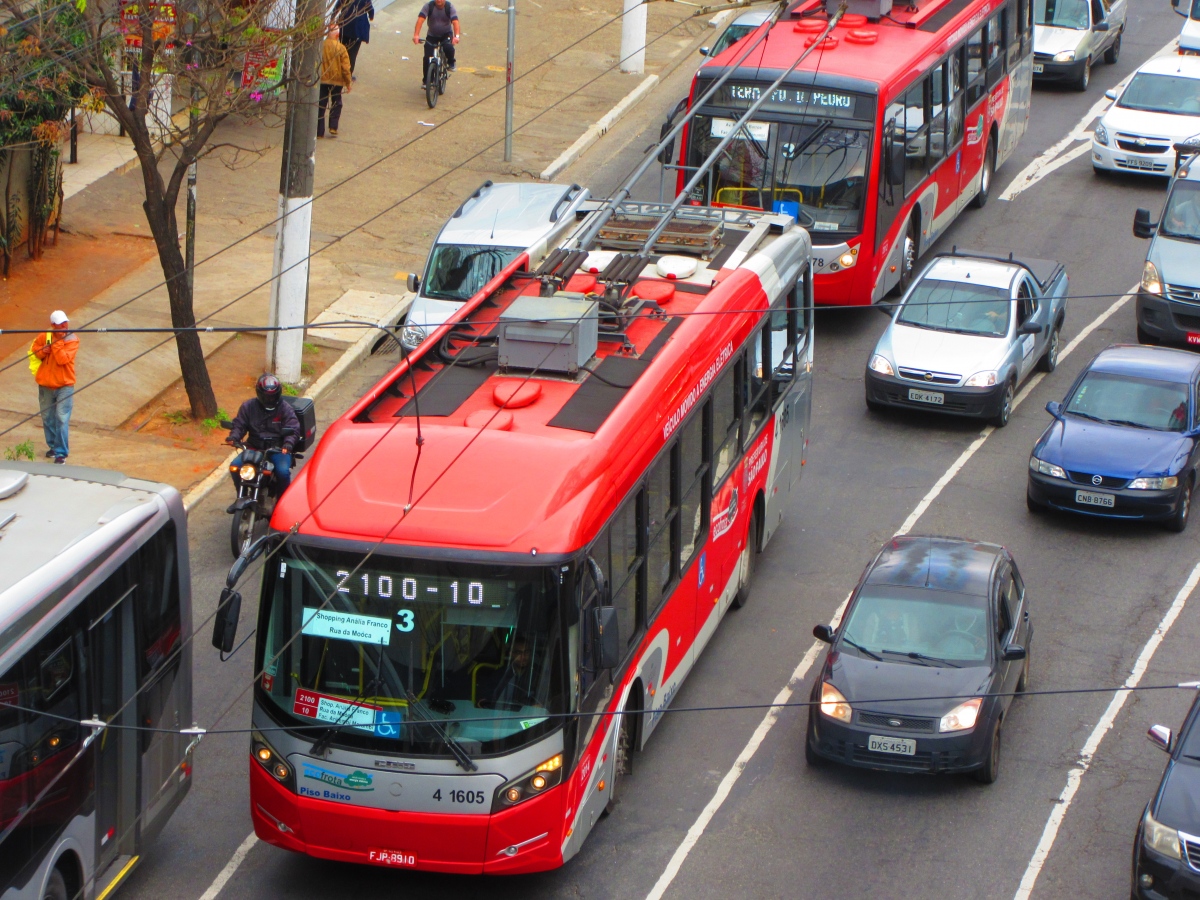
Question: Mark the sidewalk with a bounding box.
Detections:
[0,0,713,494]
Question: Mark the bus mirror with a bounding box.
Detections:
[212,587,242,654]
[593,606,620,669]
[657,120,676,166]
[226,534,276,588]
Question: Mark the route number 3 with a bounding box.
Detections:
[396,610,415,632]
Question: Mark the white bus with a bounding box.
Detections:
[0,463,192,900]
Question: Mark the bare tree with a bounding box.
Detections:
[1,0,322,417]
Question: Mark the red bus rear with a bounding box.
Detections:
[245,202,814,873]
[677,0,1033,304]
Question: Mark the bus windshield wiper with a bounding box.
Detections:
[840,637,882,660]
[406,690,478,772]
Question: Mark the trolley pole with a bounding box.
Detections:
[504,0,515,161]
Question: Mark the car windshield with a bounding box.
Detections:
[258,544,567,757]
[1161,181,1200,241]
[1118,73,1200,117]
[688,115,871,234]
[1034,0,1089,29]
[1066,371,1190,431]
[840,589,990,664]
[896,279,1011,337]
[711,23,757,55]
[422,244,522,303]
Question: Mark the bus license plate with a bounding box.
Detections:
[868,735,916,756]
[1075,490,1115,508]
[368,849,418,868]
[1033,63,1044,74]
[908,388,944,405]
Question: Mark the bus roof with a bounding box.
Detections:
[701,0,991,100]
[276,205,811,559]
[0,462,176,656]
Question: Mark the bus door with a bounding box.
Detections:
[960,26,990,211]
[89,570,139,878]
[764,274,812,539]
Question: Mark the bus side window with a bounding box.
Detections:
[947,54,964,150]
[986,11,1007,86]
[712,364,742,487]
[579,525,612,691]
[646,450,677,617]
[966,28,986,106]
[678,403,709,574]
[745,325,770,441]
[928,62,947,169]
[903,79,929,196]
[609,494,643,656]
[1014,0,1030,60]
[135,521,182,752]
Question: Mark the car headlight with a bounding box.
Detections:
[1143,260,1163,295]
[1094,121,1109,146]
[1129,475,1179,490]
[938,697,982,733]
[1054,50,1075,62]
[1143,809,1182,860]
[819,682,853,723]
[1029,456,1067,479]
[400,323,427,349]
[964,370,998,387]
[238,463,258,481]
[868,354,895,377]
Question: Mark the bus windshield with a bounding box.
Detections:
[258,544,567,757]
[688,115,871,235]
[422,244,522,303]
[1034,0,1089,29]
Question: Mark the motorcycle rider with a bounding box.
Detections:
[225,374,300,493]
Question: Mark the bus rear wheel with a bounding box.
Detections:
[605,709,635,814]
[895,219,918,295]
[43,870,67,900]
[733,507,761,610]
[972,139,995,209]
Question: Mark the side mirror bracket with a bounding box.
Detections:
[406,272,420,293]
[1133,207,1158,239]
[1147,723,1174,752]
[1046,400,1063,418]
[1002,644,1027,661]
[812,624,835,644]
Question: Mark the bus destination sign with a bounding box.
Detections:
[712,83,870,120]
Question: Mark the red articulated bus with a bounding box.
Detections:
[676,0,1033,304]
[240,201,814,873]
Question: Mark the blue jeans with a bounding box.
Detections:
[38,385,73,459]
[232,450,292,492]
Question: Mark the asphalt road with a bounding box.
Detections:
[122,7,1200,899]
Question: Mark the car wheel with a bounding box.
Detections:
[1074,57,1091,92]
[991,381,1014,428]
[971,139,995,209]
[1026,490,1044,515]
[732,506,761,610]
[805,715,825,767]
[973,718,1002,784]
[1105,32,1121,64]
[1017,646,1030,692]
[866,388,884,413]
[1136,323,1159,346]
[1092,164,1109,178]
[1037,325,1061,373]
[1167,479,1192,533]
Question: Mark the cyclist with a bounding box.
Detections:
[412,0,460,88]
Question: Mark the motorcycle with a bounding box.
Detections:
[222,426,301,559]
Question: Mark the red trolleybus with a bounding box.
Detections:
[676,0,1033,304]
[233,201,813,873]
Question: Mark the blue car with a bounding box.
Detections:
[1027,344,1200,532]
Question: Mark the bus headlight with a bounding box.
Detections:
[251,732,295,789]
[838,250,857,269]
[493,753,564,811]
[1142,260,1163,295]
[1054,50,1075,62]
[239,464,258,481]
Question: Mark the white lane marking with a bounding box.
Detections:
[998,36,1179,201]
[645,594,852,900]
[197,833,259,900]
[645,284,1137,900]
[1013,558,1200,900]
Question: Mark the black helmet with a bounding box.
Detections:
[256,373,283,410]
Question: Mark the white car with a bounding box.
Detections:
[1092,55,1200,176]
[1171,0,1200,55]
[700,9,768,58]
[1033,0,1126,91]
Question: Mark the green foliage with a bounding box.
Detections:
[3,440,35,461]
[200,408,229,432]
[282,383,301,396]
[0,5,91,147]
[302,342,319,354]
[162,409,190,425]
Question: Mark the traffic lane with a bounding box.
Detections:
[656,278,1196,900]
[1024,585,1200,899]
[119,351,403,900]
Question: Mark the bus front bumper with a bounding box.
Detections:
[249,758,565,874]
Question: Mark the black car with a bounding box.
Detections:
[806,536,1032,783]
[1132,691,1200,899]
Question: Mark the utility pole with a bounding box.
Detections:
[619,0,646,74]
[266,0,323,383]
[504,0,515,161]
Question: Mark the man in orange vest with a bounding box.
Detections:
[30,310,78,464]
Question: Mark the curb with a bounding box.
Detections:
[540,75,660,181]
[181,294,413,512]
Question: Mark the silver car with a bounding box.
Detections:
[1033,0,1127,91]
[865,253,1069,427]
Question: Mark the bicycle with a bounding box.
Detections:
[424,39,450,109]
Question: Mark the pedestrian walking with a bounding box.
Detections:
[335,0,374,77]
[29,310,78,464]
[413,0,460,88]
[318,25,352,138]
